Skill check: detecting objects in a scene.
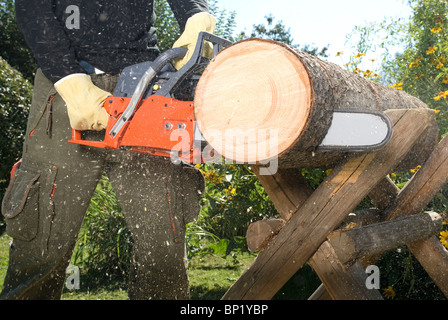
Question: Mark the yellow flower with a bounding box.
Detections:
[390,82,404,90]
[354,52,366,59]
[225,186,236,196]
[383,286,396,299]
[443,76,448,83]
[427,46,437,55]
[409,165,421,173]
[416,56,424,62]
[363,70,373,77]
[336,51,343,57]
[435,109,441,114]
[440,230,448,249]
[434,95,442,101]
[436,62,444,69]
[409,62,420,68]
[431,27,442,33]
[203,170,223,184]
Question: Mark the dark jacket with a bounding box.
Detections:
[15,0,209,83]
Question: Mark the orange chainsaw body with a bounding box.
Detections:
[68,95,201,163]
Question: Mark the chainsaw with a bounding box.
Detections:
[69,32,392,164]
[69,32,232,164]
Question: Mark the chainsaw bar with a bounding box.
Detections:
[318,109,392,152]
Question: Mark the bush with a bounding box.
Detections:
[0,57,32,232]
[71,174,133,286]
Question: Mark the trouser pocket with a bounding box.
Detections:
[1,164,41,241]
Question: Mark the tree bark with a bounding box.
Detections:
[194,39,438,170]
[327,211,443,266]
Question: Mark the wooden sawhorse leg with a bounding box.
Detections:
[222,109,433,300]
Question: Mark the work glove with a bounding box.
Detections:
[172,12,216,70]
[54,74,111,131]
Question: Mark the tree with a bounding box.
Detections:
[0,0,36,82]
[153,0,238,52]
[342,0,448,299]
[344,0,448,136]
[238,14,329,58]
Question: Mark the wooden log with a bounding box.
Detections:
[328,211,443,266]
[252,166,313,221]
[309,241,384,300]
[248,209,382,253]
[194,39,439,170]
[407,237,448,298]
[246,219,286,253]
[308,284,332,300]
[368,177,400,211]
[382,134,448,221]
[340,209,383,229]
[222,109,432,300]
[245,167,312,252]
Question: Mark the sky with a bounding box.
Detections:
[217,0,413,65]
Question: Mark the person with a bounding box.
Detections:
[0,0,215,300]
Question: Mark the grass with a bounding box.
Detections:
[60,253,257,300]
[0,233,10,289]
[0,233,260,300]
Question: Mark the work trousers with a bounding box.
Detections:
[0,69,204,300]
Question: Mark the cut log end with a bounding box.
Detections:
[194,39,313,164]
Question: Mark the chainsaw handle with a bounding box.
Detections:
[108,47,188,137]
[156,31,232,97]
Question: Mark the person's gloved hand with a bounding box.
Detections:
[172,12,216,70]
[54,74,111,131]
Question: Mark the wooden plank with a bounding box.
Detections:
[309,241,384,300]
[222,109,433,300]
[328,211,443,266]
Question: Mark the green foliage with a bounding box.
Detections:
[192,164,276,254]
[390,0,448,135]
[153,0,182,52]
[344,0,448,300]
[0,0,36,81]
[72,175,133,285]
[154,0,238,52]
[0,57,32,232]
[345,0,448,135]
[378,246,446,300]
